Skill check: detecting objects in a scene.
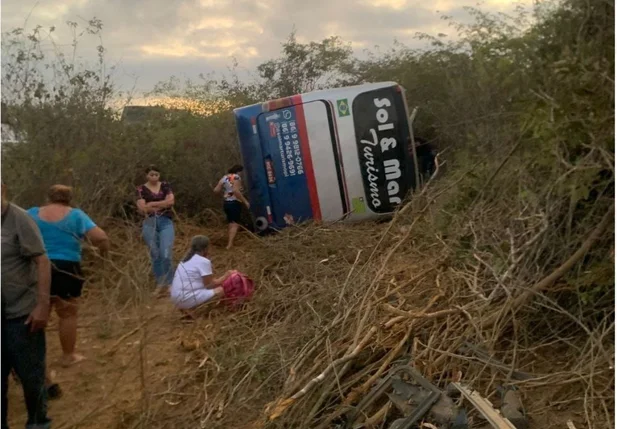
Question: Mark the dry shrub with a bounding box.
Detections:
[86,171,611,429]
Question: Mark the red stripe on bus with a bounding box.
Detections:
[292,95,322,221]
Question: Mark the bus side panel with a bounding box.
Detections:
[256,106,314,228]
[327,94,377,222]
[326,85,412,220]
[234,105,272,231]
[301,101,346,222]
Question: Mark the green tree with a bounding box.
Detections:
[256,31,353,98]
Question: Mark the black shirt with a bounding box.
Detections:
[136,182,174,219]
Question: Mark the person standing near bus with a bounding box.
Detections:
[136,165,176,296]
[407,136,436,184]
[1,180,52,429]
[213,165,250,250]
[27,185,110,368]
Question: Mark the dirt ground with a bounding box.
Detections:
[5,224,605,429]
[6,227,236,429]
[6,285,190,428]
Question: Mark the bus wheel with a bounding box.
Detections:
[255,216,268,232]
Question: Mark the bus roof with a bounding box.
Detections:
[233,81,399,114]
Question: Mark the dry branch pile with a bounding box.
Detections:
[93,170,613,429]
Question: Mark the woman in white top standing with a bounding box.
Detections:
[170,235,232,310]
[213,164,250,249]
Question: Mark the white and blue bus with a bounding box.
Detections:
[233,82,418,232]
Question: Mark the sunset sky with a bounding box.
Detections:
[1,0,532,95]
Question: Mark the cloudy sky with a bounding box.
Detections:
[1,0,530,95]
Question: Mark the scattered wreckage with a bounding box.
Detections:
[343,354,531,429]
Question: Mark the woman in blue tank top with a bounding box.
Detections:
[28,185,109,368]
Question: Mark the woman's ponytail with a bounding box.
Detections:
[181,249,196,263]
[181,235,210,263]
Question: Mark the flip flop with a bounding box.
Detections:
[60,354,86,368]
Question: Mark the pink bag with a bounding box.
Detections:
[221,271,255,310]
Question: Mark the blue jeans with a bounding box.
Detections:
[2,315,51,429]
[142,216,175,287]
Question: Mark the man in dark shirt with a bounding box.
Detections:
[1,181,52,429]
[407,136,437,186]
[416,137,436,180]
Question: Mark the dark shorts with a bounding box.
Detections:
[50,260,85,299]
[223,201,243,224]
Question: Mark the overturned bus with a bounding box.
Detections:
[233,82,419,233]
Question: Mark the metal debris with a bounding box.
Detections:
[498,385,529,429]
[347,365,441,429]
[450,383,517,429]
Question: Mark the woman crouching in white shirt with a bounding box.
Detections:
[170,235,232,310]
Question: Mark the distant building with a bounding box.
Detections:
[121,105,168,124]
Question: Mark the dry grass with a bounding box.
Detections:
[7,182,613,429]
